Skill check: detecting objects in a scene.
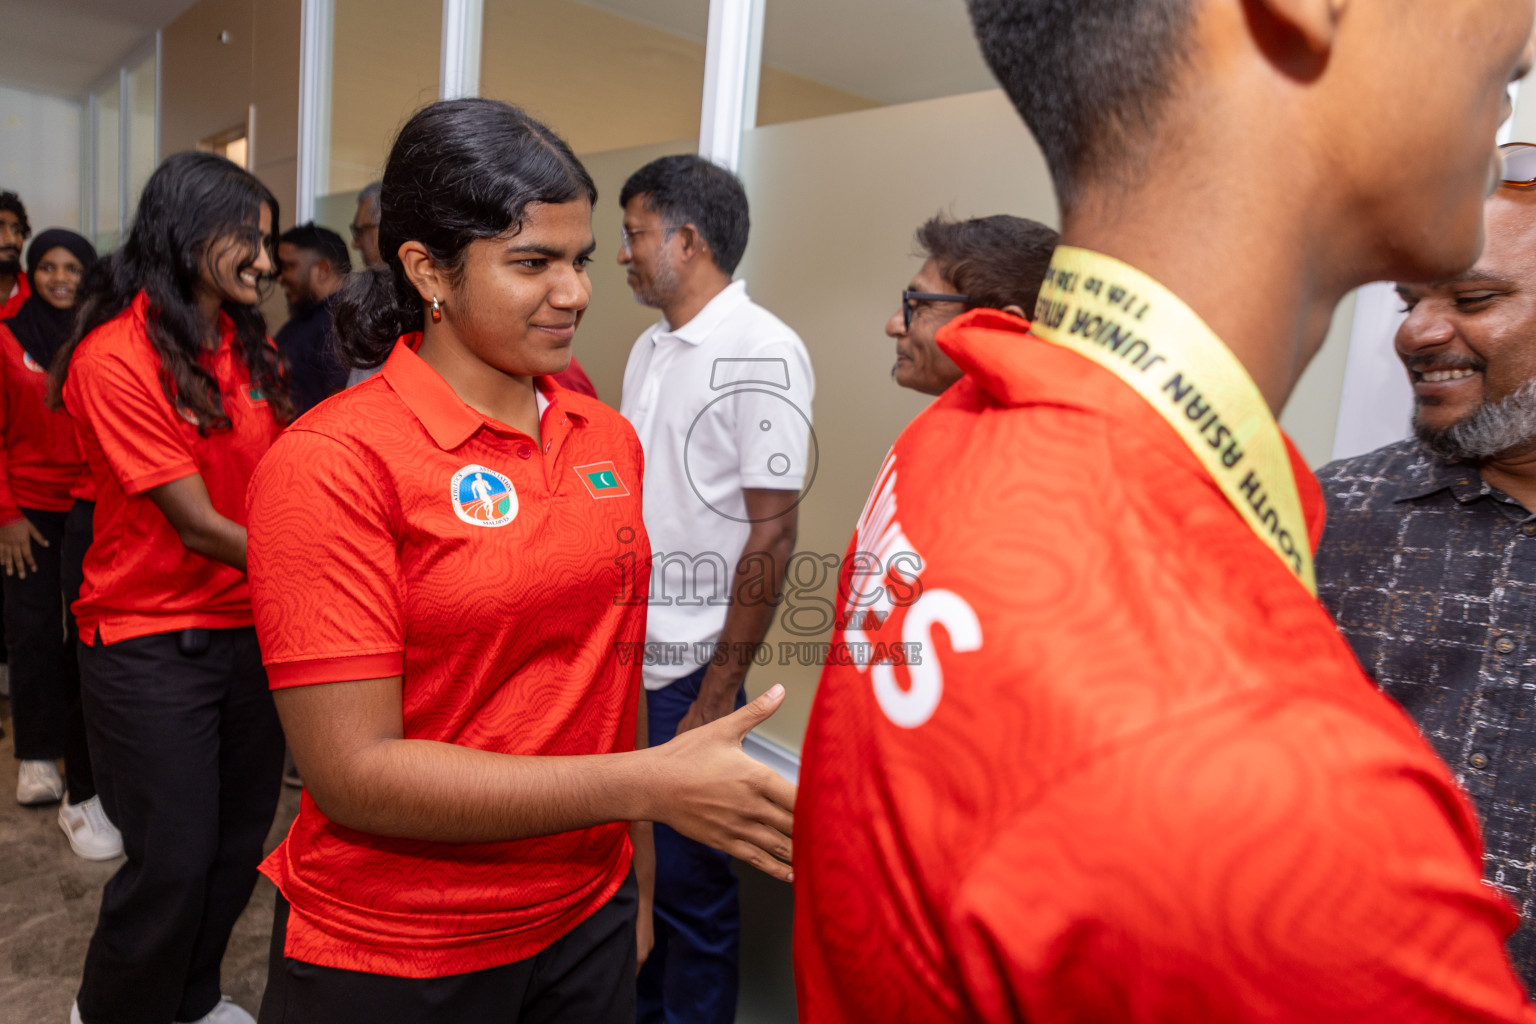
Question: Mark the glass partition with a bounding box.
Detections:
[479,0,707,156]
[315,0,441,249]
[92,80,121,252]
[125,54,157,225]
[755,0,995,125]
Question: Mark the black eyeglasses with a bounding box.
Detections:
[902,289,970,330]
[349,221,378,243]
[1503,142,1536,188]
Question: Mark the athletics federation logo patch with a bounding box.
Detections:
[574,461,630,500]
[451,464,518,527]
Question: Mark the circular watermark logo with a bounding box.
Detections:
[683,384,819,524]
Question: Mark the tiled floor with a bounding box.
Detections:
[0,688,795,1024]
[0,691,301,1024]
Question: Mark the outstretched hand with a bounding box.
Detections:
[652,684,797,882]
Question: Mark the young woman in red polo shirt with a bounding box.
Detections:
[54,152,293,1024]
[245,99,793,1022]
[0,228,123,861]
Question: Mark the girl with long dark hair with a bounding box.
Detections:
[0,230,121,863]
[55,151,293,1024]
[245,98,793,1022]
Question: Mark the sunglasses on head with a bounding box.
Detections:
[1501,142,1536,188]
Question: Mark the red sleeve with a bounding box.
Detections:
[948,698,1536,1024]
[0,274,28,320]
[0,329,20,525]
[553,356,598,399]
[246,427,404,687]
[68,338,197,495]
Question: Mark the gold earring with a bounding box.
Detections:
[430,296,442,323]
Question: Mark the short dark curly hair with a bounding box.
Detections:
[0,191,31,239]
[917,214,1058,314]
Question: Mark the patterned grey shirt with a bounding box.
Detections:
[1317,438,1536,988]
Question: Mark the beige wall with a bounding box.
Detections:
[481,0,875,157]
[757,67,879,126]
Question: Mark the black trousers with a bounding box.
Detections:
[60,499,95,801]
[259,872,639,1024]
[5,507,70,763]
[77,626,284,1024]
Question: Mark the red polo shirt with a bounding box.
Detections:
[62,291,281,643]
[0,323,83,522]
[247,335,648,977]
[0,273,30,320]
[794,310,1536,1023]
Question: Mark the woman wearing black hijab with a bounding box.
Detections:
[0,229,121,860]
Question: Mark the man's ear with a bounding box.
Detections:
[398,240,446,305]
[1244,0,1345,77]
[676,224,714,268]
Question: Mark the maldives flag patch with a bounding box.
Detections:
[574,461,630,500]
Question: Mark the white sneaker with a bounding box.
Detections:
[176,996,256,1024]
[72,993,255,1024]
[17,759,64,805]
[58,795,123,860]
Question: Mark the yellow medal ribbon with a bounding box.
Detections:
[1032,246,1316,596]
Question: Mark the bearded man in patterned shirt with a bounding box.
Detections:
[1317,181,1536,988]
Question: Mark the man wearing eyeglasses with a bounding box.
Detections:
[888,214,1057,395]
[349,181,384,271]
[1315,163,1536,990]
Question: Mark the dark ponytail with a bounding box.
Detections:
[334,97,597,369]
[49,151,294,428]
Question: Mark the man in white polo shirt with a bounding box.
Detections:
[618,154,814,1024]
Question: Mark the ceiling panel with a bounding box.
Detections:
[574,0,996,104]
[0,0,197,96]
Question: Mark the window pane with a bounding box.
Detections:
[479,0,706,156]
[126,54,157,224]
[94,82,121,252]
[330,0,439,191]
[756,0,995,126]
[316,0,441,252]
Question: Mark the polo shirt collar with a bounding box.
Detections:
[655,280,749,347]
[1387,442,1528,510]
[380,333,584,452]
[1388,445,1469,501]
